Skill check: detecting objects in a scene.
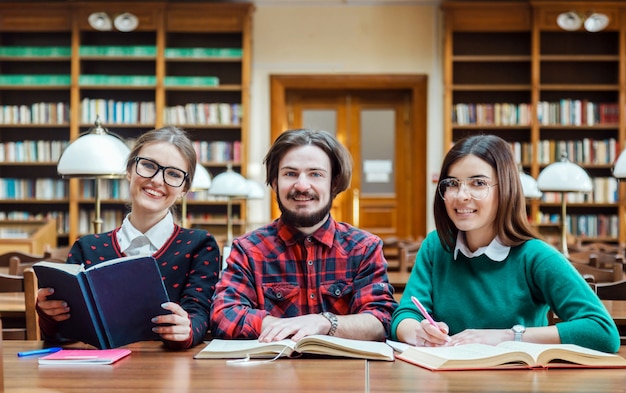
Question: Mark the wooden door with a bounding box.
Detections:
[270,75,428,242]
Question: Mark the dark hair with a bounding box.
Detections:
[434,134,537,251]
[125,126,197,192]
[263,128,352,199]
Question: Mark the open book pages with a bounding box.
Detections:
[195,335,395,361]
[397,341,626,371]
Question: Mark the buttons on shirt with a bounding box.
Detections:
[334,288,341,296]
[307,260,313,266]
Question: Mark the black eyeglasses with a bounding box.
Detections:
[134,156,188,188]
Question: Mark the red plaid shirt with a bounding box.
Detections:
[210,216,397,339]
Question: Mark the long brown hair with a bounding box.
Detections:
[434,134,538,251]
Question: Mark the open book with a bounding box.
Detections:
[33,255,170,349]
[195,335,394,361]
[395,341,626,370]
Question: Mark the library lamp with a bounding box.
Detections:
[537,153,593,258]
[519,169,542,199]
[57,118,130,234]
[556,11,609,32]
[181,163,212,228]
[612,150,626,179]
[208,165,250,247]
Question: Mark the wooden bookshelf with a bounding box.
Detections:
[0,1,253,245]
[442,0,626,244]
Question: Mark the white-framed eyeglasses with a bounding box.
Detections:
[438,177,498,201]
[134,156,188,188]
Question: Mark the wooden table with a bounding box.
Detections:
[4,341,626,392]
[368,354,626,393]
[3,341,367,392]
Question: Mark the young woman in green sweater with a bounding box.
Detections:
[391,134,620,353]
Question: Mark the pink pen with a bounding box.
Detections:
[411,296,445,333]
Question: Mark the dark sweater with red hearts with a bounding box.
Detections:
[39,225,220,349]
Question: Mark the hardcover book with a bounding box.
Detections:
[33,255,170,349]
[194,335,394,361]
[394,341,626,371]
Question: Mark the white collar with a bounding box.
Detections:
[118,212,175,256]
[453,232,510,262]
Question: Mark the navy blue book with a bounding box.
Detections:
[33,255,170,349]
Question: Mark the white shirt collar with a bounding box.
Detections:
[118,212,175,256]
[453,232,510,262]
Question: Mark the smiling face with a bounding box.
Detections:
[273,144,333,234]
[127,141,189,227]
[444,154,499,251]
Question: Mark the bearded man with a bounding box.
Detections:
[210,128,397,342]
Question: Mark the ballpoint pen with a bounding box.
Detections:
[17,347,63,357]
[411,296,446,333]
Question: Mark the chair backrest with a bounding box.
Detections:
[591,279,626,301]
[9,255,64,276]
[569,260,624,283]
[0,251,48,268]
[43,245,71,262]
[398,239,422,272]
[0,268,40,340]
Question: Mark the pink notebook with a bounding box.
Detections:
[38,349,131,365]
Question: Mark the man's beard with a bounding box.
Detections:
[277,190,333,228]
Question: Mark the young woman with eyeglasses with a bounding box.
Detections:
[390,134,619,353]
[36,126,221,349]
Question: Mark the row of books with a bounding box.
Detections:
[163,103,242,126]
[0,102,70,125]
[510,139,619,167]
[0,74,70,86]
[452,103,531,126]
[80,179,130,200]
[452,101,620,126]
[0,178,66,200]
[537,100,619,126]
[78,209,126,234]
[536,213,619,239]
[0,45,242,59]
[0,211,68,234]
[541,177,619,204]
[81,98,156,125]
[536,138,619,165]
[193,140,242,163]
[0,140,69,163]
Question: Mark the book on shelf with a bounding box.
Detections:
[194,335,395,361]
[392,341,626,371]
[32,255,170,349]
[38,348,132,365]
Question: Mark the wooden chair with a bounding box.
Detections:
[568,250,626,282]
[382,236,414,272]
[398,239,422,273]
[0,251,49,270]
[0,268,40,340]
[9,254,64,276]
[590,279,626,344]
[44,245,71,262]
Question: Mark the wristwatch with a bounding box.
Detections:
[512,324,526,342]
[320,312,338,336]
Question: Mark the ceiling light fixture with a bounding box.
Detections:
[114,12,139,32]
[88,12,112,31]
[556,11,609,32]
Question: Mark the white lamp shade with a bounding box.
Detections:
[613,150,626,179]
[537,160,593,193]
[191,163,212,191]
[584,13,609,32]
[519,172,542,198]
[557,11,582,31]
[246,180,266,199]
[57,133,130,177]
[208,168,249,197]
[114,12,139,32]
[88,12,112,31]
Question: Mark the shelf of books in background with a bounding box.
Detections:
[0,30,72,245]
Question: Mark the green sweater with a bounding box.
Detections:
[390,231,620,353]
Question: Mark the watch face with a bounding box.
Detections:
[513,325,525,333]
